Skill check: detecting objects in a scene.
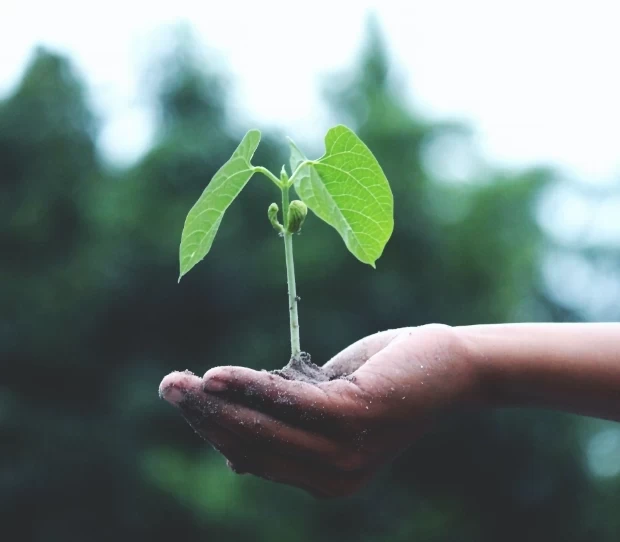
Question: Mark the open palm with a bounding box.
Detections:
[160,324,474,498]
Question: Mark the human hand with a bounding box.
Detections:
[159,324,477,498]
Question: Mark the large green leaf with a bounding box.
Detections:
[179,130,261,280]
[290,125,393,267]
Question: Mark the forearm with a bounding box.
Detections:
[456,323,620,421]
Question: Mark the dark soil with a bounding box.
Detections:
[271,351,334,384]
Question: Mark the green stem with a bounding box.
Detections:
[281,183,301,359]
[287,160,314,186]
[253,166,282,188]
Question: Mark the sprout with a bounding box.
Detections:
[178,125,394,359]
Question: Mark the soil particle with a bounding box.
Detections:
[271,352,335,384]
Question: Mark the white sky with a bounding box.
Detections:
[1,0,619,185]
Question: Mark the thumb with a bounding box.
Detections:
[322,328,404,379]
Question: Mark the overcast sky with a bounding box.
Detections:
[2,0,619,185]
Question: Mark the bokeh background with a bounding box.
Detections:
[2,2,620,541]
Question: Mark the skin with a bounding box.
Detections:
[159,323,620,499]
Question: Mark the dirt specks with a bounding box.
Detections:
[272,352,332,384]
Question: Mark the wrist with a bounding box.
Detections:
[451,325,496,408]
[405,324,485,409]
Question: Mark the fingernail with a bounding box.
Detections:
[204,377,227,393]
[160,385,185,406]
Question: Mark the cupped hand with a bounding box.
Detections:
[159,324,477,498]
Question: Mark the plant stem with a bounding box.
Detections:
[287,159,313,186]
[253,166,282,188]
[281,183,301,359]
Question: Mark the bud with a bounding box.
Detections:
[286,200,308,233]
[268,203,284,233]
[280,165,289,184]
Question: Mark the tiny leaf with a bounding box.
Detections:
[267,202,283,233]
[286,200,308,233]
[289,125,393,267]
[179,129,261,280]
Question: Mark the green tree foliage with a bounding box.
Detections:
[1,23,619,542]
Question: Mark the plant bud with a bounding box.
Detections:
[286,200,308,233]
[280,165,289,184]
[268,203,284,233]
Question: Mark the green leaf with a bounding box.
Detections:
[289,125,393,267]
[179,129,261,280]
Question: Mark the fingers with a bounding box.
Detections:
[202,366,367,429]
[160,374,373,498]
[203,394,368,470]
[159,370,205,408]
[160,370,224,443]
[222,428,372,498]
[184,411,372,499]
[160,370,377,470]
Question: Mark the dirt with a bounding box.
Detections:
[271,330,401,384]
[271,351,337,384]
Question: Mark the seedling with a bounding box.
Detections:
[178,125,393,380]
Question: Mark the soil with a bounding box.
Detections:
[271,351,336,384]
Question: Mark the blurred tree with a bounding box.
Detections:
[0,48,98,350]
[0,43,235,541]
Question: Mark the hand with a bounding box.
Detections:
[159,324,477,498]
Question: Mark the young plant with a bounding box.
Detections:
[178,125,393,378]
